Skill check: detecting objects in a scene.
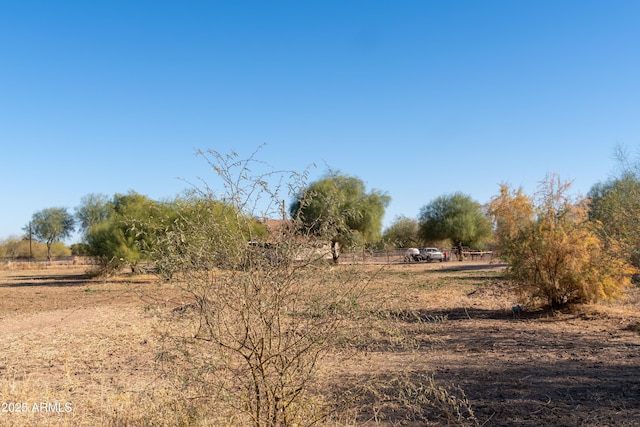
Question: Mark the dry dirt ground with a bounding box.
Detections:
[1,262,639,426]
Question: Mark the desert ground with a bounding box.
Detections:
[1,261,639,426]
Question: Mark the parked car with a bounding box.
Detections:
[420,247,444,262]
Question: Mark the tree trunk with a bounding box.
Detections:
[456,241,463,261]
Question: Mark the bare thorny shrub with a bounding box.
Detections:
[148,149,374,426]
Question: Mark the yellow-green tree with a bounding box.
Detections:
[489,174,634,308]
[418,192,492,260]
[290,172,390,263]
[85,192,168,273]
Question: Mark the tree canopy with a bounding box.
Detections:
[418,192,492,259]
[75,193,112,238]
[588,172,640,270]
[150,193,268,276]
[382,215,420,248]
[290,173,390,263]
[85,192,167,272]
[25,207,75,261]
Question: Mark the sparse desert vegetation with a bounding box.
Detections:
[1,261,639,426]
[2,150,639,426]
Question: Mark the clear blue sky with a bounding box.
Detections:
[2,1,639,243]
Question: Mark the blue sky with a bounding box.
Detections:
[2,1,639,243]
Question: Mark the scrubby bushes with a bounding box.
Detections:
[489,174,635,308]
[0,237,70,261]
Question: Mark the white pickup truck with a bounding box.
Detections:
[420,247,445,262]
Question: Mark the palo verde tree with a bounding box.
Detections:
[85,191,168,273]
[149,149,370,426]
[24,207,75,261]
[418,192,492,260]
[289,172,390,263]
[489,174,634,308]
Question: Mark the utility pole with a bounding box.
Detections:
[29,221,33,263]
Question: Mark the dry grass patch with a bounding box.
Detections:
[0,268,196,426]
[1,263,639,426]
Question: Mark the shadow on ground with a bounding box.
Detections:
[0,273,96,288]
[439,263,509,272]
[348,305,640,426]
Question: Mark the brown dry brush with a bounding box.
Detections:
[168,264,368,426]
